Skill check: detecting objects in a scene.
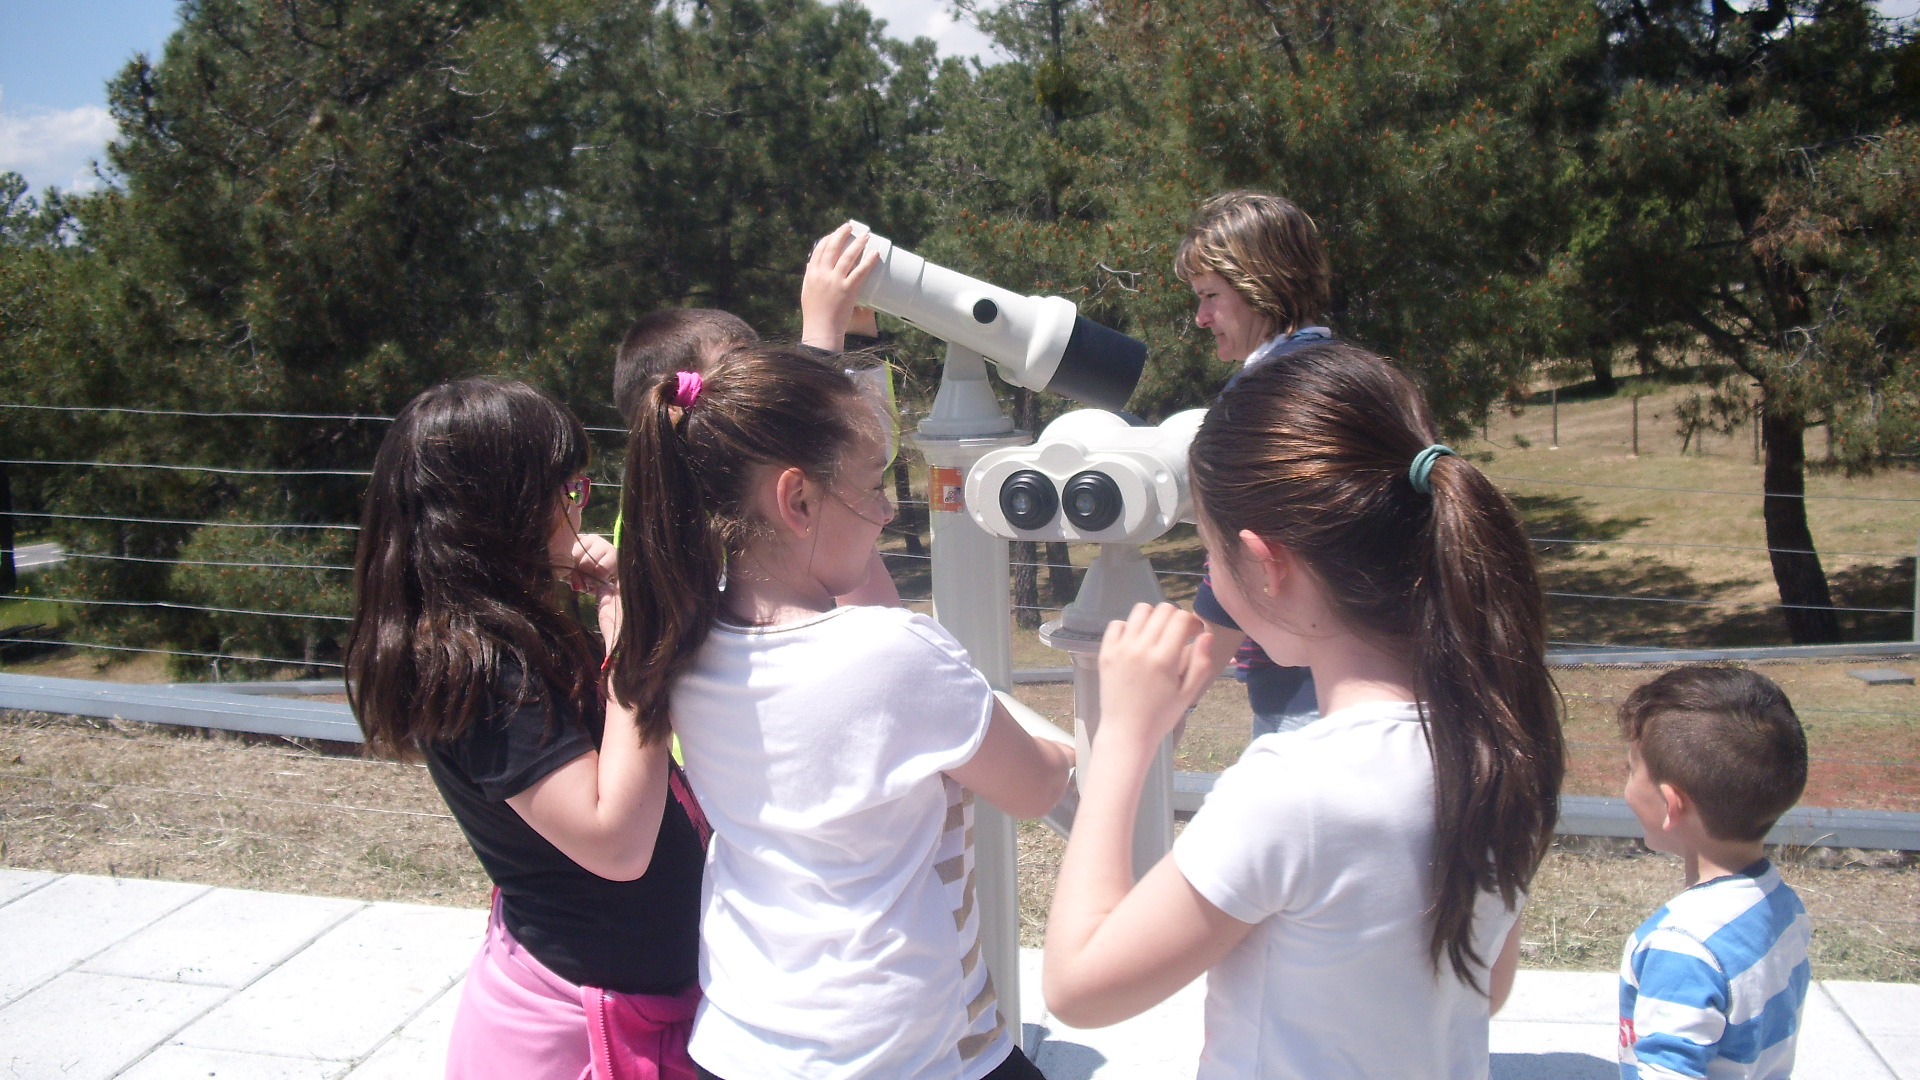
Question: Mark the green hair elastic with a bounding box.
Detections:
[1408,444,1455,495]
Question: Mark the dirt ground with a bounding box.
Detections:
[3,703,1914,984]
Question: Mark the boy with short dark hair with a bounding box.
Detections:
[1616,665,1812,1080]
[612,308,759,428]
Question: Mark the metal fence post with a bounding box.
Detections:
[1551,387,1559,449]
[1631,394,1640,458]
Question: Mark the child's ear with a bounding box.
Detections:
[1237,529,1294,599]
[1658,782,1690,831]
[771,465,817,536]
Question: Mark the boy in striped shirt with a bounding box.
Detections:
[1617,666,1812,1080]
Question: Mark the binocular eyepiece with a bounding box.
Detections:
[998,469,1127,533]
[967,409,1206,545]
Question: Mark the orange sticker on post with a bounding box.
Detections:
[929,466,965,513]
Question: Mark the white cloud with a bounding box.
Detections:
[858,0,1003,61]
[0,88,119,196]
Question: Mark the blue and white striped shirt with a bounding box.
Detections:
[1618,859,1811,1080]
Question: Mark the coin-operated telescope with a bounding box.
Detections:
[846,224,1148,1028]
[965,409,1207,878]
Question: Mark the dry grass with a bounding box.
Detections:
[1477,379,1919,648]
[0,708,490,908]
[1011,820,1920,983]
[2,695,1915,984]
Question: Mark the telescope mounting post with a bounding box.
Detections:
[1038,544,1177,880]
[912,341,1033,1037]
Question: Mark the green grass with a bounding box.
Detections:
[0,597,65,632]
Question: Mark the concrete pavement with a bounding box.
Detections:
[2,869,1914,1079]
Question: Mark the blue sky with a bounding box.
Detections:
[4,0,1916,198]
[0,0,180,193]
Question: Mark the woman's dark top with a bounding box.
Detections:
[424,663,704,995]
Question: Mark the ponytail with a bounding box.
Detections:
[1190,342,1563,990]
[610,374,729,746]
[1413,453,1562,986]
[611,344,870,743]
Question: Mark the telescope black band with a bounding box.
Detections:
[1049,316,1147,411]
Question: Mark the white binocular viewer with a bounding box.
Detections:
[963,409,1206,545]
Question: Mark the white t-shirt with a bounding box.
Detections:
[1173,700,1521,1080]
[673,605,1011,1080]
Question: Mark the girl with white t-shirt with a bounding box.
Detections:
[1043,341,1565,1080]
[610,344,1074,1080]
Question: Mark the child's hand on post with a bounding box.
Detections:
[1096,602,1214,749]
[801,222,882,351]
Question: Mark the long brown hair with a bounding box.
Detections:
[346,378,596,759]
[612,344,872,743]
[1189,341,1563,989]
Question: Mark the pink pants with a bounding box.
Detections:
[445,893,699,1080]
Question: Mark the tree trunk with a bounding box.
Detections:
[1,463,14,595]
[1589,349,1616,395]
[1012,389,1041,629]
[1046,541,1073,605]
[893,458,922,557]
[1760,412,1841,643]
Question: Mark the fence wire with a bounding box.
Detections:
[4,401,1917,647]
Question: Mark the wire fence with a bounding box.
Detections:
[4,400,1917,676]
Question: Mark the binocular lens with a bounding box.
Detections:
[999,470,1058,530]
[1063,471,1123,532]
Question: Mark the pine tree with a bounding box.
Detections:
[1541,0,1915,642]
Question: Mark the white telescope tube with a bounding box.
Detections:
[848,223,1145,411]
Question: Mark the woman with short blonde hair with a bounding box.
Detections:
[1176,190,1336,740]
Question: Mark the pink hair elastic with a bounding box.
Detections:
[673,371,703,408]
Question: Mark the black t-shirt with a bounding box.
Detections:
[424,664,703,995]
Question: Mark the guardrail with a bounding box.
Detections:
[6,646,1916,852]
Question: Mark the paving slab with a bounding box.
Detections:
[1490,1041,1619,1080]
[0,867,55,907]
[171,901,484,1062]
[0,875,207,1005]
[1488,971,1620,1079]
[1798,983,1902,1080]
[1875,1035,1920,1080]
[1821,980,1920,1041]
[83,886,361,988]
[0,871,1913,1080]
[339,983,465,1080]
[1496,970,1618,1024]
[117,1046,343,1080]
[1016,947,1207,1080]
[0,971,227,1080]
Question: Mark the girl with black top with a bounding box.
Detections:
[346,378,705,1080]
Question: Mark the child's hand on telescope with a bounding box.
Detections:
[1096,603,1214,751]
[567,533,617,594]
[801,222,882,352]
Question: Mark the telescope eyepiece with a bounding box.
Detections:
[999,470,1058,530]
[1062,470,1123,532]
